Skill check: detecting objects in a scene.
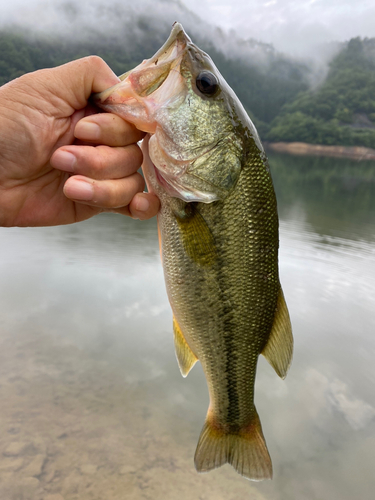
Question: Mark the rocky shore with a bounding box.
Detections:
[266,142,375,160]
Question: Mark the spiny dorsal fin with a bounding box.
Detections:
[173,316,198,377]
[262,287,293,379]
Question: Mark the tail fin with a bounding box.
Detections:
[194,408,272,481]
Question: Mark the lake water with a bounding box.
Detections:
[0,152,374,500]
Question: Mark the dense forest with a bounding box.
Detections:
[1,27,374,148]
[267,38,375,147]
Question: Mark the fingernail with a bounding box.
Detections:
[53,151,76,172]
[135,196,150,212]
[75,121,100,140]
[64,179,94,201]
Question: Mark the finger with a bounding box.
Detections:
[74,113,145,146]
[63,173,145,209]
[51,143,143,180]
[127,192,160,220]
[11,57,120,122]
[27,57,120,112]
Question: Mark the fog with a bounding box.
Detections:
[1,0,374,91]
[0,0,345,88]
[186,0,375,57]
[0,0,301,71]
[1,0,373,59]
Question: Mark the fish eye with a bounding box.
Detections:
[196,71,219,96]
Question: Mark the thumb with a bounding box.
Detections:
[54,56,121,109]
[16,56,120,113]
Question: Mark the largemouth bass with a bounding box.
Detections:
[94,22,293,481]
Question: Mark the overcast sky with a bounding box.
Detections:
[185,0,375,55]
[1,0,375,56]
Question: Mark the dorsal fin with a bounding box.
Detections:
[173,316,198,377]
[261,287,293,379]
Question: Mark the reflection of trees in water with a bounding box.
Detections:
[268,151,375,241]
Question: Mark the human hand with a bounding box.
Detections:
[0,56,160,227]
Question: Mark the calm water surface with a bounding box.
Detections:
[0,153,374,500]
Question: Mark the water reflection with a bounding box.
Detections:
[269,151,375,242]
[0,154,374,499]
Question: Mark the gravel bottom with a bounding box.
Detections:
[0,327,266,500]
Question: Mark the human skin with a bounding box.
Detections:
[0,56,160,227]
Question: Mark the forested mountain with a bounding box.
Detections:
[267,38,375,147]
[0,25,309,135]
[1,15,374,148]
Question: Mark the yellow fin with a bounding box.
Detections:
[194,407,272,481]
[173,317,198,378]
[174,204,217,267]
[262,287,293,379]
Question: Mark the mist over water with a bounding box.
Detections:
[0,154,374,499]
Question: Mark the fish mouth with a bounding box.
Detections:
[140,22,191,72]
[93,23,222,203]
[92,22,190,127]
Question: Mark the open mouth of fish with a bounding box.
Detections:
[92,22,221,203]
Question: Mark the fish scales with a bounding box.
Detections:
[94,22,293,481]
[162,146,279,428]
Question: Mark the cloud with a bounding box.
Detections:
[1,0,373,64]
[183,0,375,58]
[307,369,375,431]
[327,379,375,430]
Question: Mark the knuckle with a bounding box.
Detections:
[127,143,143,164]
[134,172,146,190]
[85,55,107,71]
[99,174,144,209]
[92,146,111,174]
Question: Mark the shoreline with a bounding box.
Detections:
[265,142,375,161]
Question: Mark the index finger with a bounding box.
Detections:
[74,113,146,147]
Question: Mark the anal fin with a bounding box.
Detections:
[262,287,293,379]
[173,317,198,377]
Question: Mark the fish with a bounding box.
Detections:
[93,22,293,481]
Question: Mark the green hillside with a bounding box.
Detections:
[0,29,156,86]
[1,28,374,148]
[267,38,375,147]
[0,27,308,136]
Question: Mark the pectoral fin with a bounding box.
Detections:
[173,316,198,377]
[173,203,217,267]
[262,287,293,379]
